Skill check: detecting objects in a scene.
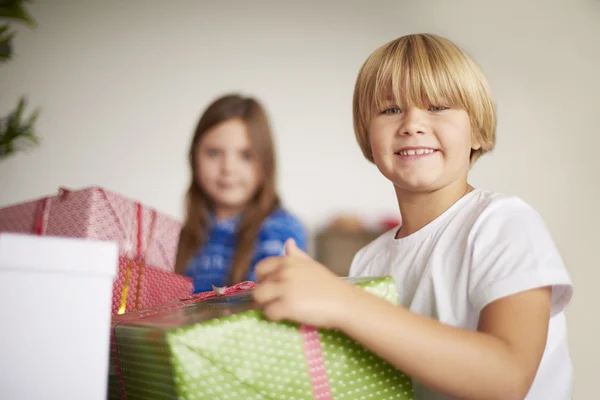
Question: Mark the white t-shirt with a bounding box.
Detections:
[349,189,574,400]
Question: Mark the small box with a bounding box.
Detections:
[0,233,118,400]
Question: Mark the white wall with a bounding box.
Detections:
[1,0,598,397]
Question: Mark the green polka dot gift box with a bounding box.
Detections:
[109,277,414,400]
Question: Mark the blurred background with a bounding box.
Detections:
[0,0,598,397]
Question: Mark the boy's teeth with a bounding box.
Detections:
[398,149,434,156]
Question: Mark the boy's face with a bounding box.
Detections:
[369,104,479,193]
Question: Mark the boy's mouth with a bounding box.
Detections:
[394,147,438,156]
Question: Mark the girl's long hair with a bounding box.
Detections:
[174,94,280,284]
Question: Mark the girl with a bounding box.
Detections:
[175,94,307,294]
[252,34,573,400]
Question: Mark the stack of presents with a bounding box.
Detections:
[0,186,414,399]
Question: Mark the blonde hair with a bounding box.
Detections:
[352,33,496,164]
[174,94,280,284]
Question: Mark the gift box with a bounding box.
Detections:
[0,186,181,272]
[109,277,414,400]
[0,186,193,314]
[0,233,118,400]
[113,256,194,315]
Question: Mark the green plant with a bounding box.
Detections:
[0,97,38,157]
[0,0,39,160]
[0,0,36,24]
[0,24,15,61]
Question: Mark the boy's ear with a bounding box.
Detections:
[471,132,482,150]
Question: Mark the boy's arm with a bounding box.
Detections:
[255,253,550,400]
[253,238,554,400]
[335,283,550,400]
[339,200,569,399]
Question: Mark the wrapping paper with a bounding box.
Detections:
[109,277,414,400]
[112,256,193,315]
[0,186,181,271]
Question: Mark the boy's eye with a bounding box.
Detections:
[382,106,401,114]
[429,105,449,112]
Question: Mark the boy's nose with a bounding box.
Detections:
[398,108,427,136]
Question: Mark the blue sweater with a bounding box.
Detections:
[184,208,307,293]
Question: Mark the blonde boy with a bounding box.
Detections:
[253,33,573,400]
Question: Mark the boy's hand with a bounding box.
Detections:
[252,238,355,329]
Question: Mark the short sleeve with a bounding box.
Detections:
[468,199,573,317]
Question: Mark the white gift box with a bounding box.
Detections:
[0,233,118,400]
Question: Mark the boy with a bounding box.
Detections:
[253,33,573,400]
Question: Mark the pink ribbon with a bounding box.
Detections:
[33,188,71,235]
[301,325,333,399]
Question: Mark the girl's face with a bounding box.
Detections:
[195,119,261,219]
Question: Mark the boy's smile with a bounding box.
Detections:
[394,146,440,159]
